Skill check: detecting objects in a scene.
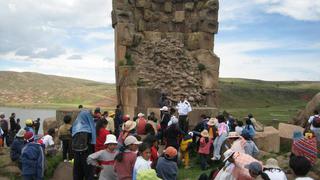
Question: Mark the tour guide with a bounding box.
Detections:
[176,95,192,132]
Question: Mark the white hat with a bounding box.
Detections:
[227,132,240,139]
[124,135,142,146]
[160,106,168,111]
[264,158,280,169]
[137,113,145,117]
[16,129,26,138]
[104,134,118,145]
[223,149,235,162]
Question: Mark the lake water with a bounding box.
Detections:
[0,107,56,134]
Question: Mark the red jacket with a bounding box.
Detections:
[95,128,110,152]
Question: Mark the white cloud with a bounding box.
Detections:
[255,0,320,21]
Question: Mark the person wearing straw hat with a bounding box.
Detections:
[263,158,287,180]
[214,149,236,180]
[225,131,246,153]
[198,130,213,170]
[207,118,218,139]
[118,120,137,146]
[102,111,115,134]
[114,135,142,180]
[10,129,26,164]
[87,134,118,180]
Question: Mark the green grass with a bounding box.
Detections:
[45,154,63,179]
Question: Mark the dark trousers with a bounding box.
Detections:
[23,175,43,180]
[178,115,188,132]
[200,153,208,170]
[73,145,94,180]
[62,139,73,160]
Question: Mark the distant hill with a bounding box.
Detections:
[0,71,116,109]
[0,71,319,124]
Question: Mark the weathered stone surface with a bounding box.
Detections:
[185,2,194,11]
[112,0,220,114]
[116,23,135,46]
[278,123,304,139]
[43,117,57,135]
[136,0,145,7]
[164,2,172,13]
[174,11,185,23]
[185,32,213,50]
[143,31,162,41]
[292,92,320,127]
[254,126,280,153]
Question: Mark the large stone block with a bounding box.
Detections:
[121,87,138,107]
[278,123,304,139]
[147,107,161,121]
[174,11,185,23]
[188,107,219,129]
[199,21,218,34]
[118,66,138,86]
[254,126,280,153]
[184,2,194,11]
[205,0,219,11]
[185,32,214,50]
[136,0,145,8]
[144,31,162,41]
[194,50,220,71]
[115,45,127,67]
[164,1,172,13]
[116,23,135,46]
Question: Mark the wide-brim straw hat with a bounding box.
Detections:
[223,149,235,162]
[228,132,240,139]
[108,111,115,117]
[122,120,136,131]
[124,135,142,146]
[160,106,168,111]
[200,130,209,138]
[264,158,280,169]
[207,118,218,126]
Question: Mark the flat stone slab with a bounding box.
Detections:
[254,126,280,153]
[278,123,304,139]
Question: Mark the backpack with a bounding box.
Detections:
[72,132,89,152]
[312,115,320,128]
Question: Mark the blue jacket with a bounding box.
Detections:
[10,138,25,162]
[20,142,45,179]
[156,156,178,180]
[72,110,96,144]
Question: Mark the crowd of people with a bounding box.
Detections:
[0,98,319,180]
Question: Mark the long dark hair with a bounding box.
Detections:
[114,145,128,162]
[260,172,270,180]
[145,123,155,136]
[137,143,150,156]
[96,119,108,136]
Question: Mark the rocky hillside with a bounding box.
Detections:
[0,71,116,108]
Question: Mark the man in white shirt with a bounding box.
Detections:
[40,128,56,156]
[308,110,320,151]
[176,95,192,132]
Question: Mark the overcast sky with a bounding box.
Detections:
[0,0,320,83]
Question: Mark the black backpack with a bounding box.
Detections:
[72,132,89,152]
[312,115,320,128]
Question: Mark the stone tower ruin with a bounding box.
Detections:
[112,0,220,119]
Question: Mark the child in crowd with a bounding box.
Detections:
[235,120,244,135]
[156,146,178,180]
[10,129,26,166]
[24,119,35,133]
[20,131,45,180]
[215,149,236,180]
[87,134,118,180]
[198,130,212,170]
[136,113,147,135]
[40,128,56,156]
[180,133,193,169]
[95,119,110,152]
[242,131,259,157]
[114,135,141,180]
[289,155,313,180]
[245,162,270,180]
[242,119,256,139]
[143,135,159,169]
[133,143,152,180]
[58,115,73,162]
[212,115,228,161]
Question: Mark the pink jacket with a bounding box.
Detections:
[198,137,212,155]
